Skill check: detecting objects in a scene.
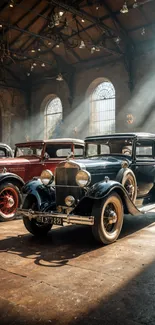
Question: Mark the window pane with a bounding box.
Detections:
[90,81,115,136]
[44,97,63,139]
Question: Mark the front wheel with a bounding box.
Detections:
[23,198,52,237]
[0,183,21,221]
[92,192,124,245]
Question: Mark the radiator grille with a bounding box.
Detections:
[55,166,83,206]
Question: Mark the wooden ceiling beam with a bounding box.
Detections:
[3,0,42,37]
[49,0,115,34]
[19,7,54,51]
[102,0,135,49]
[10,3,51,47]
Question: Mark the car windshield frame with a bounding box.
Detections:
[15,144,44,158]
[85,137,134,158]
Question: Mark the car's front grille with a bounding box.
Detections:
[55,166,84,206]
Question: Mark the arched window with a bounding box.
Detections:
[89,81,115,135]
[44,96,63,139]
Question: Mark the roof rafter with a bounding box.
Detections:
[102,0,135,49]
[10,3,51,47]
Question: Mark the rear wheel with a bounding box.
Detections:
[0,183,21,221]
[92,192,124,245]
[23,198,52,236]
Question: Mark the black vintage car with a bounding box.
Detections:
[18,133,155,245]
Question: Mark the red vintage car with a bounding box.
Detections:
[0,138,84,221]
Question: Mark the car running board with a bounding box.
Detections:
[138,203,155,214]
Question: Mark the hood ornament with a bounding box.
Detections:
[2,167,7,173]
[66,151,74,160]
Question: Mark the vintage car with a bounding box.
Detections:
[18,132,155,245]
[0,138,84,221]
[0,143,13,158]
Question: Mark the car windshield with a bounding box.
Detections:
[15,145,43,157]
[85,138,133,158]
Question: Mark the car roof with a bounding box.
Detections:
[85,133,155,141]
[15,138,84,146]
[0,143,12,149]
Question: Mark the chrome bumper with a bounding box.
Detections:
[17,208,94,226]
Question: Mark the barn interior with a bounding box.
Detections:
[1,1,155,325]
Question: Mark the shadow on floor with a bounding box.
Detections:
[0,212,155,268]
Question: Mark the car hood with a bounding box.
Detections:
[0,157,30,166]
[75,156,130,171]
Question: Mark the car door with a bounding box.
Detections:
[132,139,155,198]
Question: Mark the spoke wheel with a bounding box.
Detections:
[0,183,21,221]
[92,192,124,245]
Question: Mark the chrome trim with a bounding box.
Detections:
[17,208,94,225]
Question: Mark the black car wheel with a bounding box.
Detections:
[92,192,124,245]
[0,183,21,221]
[23,198,52,237]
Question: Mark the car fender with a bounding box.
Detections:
[22,178,55,210]
[0,172,24,189]
[74,180,141,216]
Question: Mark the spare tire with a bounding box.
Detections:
[116,168,137,203]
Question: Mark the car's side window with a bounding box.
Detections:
[136,141,154,160]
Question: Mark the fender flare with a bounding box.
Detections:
[0,172,24,189]
[74,180,141,216]
[22,179,55,210]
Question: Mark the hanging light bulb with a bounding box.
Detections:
[38,48,41,52]
[91,46,96,54]
[120,2,128,13]
[27,72,30,77]
[81,18,85,23]
[31,49,35,53]
[48,41,52,45]
[114,36,121,44]
[41,63,45,67]
[9,0,14,8]
[79,40,86,49]
[33,62,37,66]
[96,6,99,10]
[95,47,100,52]
[0,24,3,28]
[56,73,63,81]
[54,13,60,26]
[56,43,60,48]
[133,0,138,8]
[59,11,64,17]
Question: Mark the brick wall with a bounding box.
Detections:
[0,87,27,147]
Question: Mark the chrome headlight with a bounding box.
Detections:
[76,170,91,187]
[40,169,54,185]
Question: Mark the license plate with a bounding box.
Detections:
[41,216,63,226]
[52,217,63,226]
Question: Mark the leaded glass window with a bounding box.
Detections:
[90,82,115,135]
[44,97,63,139]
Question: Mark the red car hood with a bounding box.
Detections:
[0,157,30,166]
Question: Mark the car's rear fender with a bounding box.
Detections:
[0,172,24,189]
[73,180,141,216]
[22,179,55,210]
